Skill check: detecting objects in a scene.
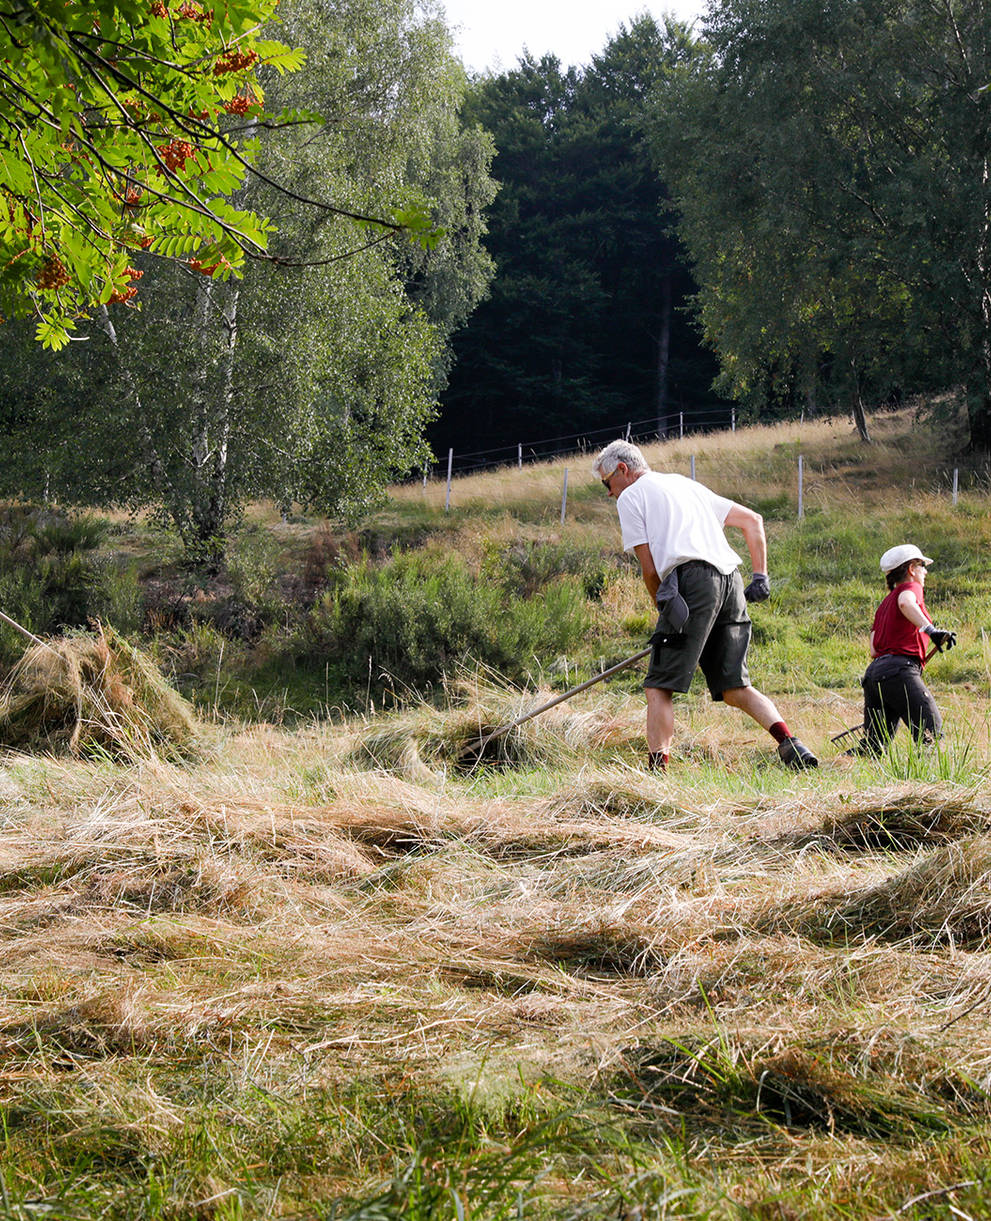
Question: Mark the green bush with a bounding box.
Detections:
[31,514,107,555]
[216,528,288,637]
[0,506,142,664]
[301,551,590,697]
[488,539,611,599]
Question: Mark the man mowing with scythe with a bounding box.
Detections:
[593,440,817,773]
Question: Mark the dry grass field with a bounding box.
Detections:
[3,407,991,1218]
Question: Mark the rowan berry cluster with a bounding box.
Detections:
[223,92,257,116]
[213,48,258,75]
[124,187,144,209]
[177,2,212,19]
[123,266,144,281]
[108,285,139,304]
[36,256,70,291]
[150,1,167,16]
[157,139,195,172]
[188,258,220,275]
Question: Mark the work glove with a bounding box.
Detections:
[655,571,689,631]
[744,572,770,602]
[924,624,957,652]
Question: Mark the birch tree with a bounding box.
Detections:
[0,0,495,566]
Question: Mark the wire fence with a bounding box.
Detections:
[416,403,980,520]
[422,403,737,482]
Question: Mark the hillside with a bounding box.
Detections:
[3,407,991,1218]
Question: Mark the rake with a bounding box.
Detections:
[830,722,865,747]
[462,644,652,763]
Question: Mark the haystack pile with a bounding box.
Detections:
[348,677,607,778]
[0,624,202,761]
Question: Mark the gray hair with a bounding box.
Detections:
[592,439,650,478]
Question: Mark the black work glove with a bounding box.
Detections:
[744,572,770,602]
[924,625,957,652]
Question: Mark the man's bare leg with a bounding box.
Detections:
[645,686,674,757]
[722,684,817,768]
[647,685,782,754]
[721,684,781,729]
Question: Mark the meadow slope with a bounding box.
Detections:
[3,407,991,1219]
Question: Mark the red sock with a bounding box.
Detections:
[648,751,669,771]
[768,721,792,744]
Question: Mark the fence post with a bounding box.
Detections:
[625,422,631,441]
[679,412,684,439]
[518,443,523,469]
[731,408,736,432]
[953,468,959,505]
[560,468,569,524]
[445,448,453,511]
[798,455,804,520]
[690,454,696,481]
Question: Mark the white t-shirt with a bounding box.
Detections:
[616,471,742,581]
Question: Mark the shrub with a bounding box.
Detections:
[216,529,288,638]
[154,620,234,684]
[301,551,590,698]
[489,540,611,599]
[0,506,142,664]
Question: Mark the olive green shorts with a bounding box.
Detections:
[645,560,751,701]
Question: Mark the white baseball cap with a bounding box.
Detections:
[879,543,933,574]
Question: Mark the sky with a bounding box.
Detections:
[440,0,708,76]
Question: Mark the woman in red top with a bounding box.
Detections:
[859,544,956,754]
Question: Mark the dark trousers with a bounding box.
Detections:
[861,654,942,752]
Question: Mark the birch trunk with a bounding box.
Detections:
[94,305,189,535]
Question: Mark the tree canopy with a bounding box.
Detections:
[434,17,724,457]
[0,0,436,351]
[650,0,991,446]
[0,0,496,564]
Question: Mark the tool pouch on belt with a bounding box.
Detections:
[650,569,689,650]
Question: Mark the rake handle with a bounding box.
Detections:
[0,608,58,655]
[473,645,653,753]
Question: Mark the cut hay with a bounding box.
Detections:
[610,1036,955,1137]
[0,624,202,761]
[789,784,991,851]
[347,678,613,777]
[350,707,570,777]
[520,923,669,978]
[544,772,693,825]
[769,834,991,950]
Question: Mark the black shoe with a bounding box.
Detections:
[778,736,818,769]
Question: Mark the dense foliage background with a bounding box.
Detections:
[0,0,495,564]
[2,0,991,559]
[433,16,730,459]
